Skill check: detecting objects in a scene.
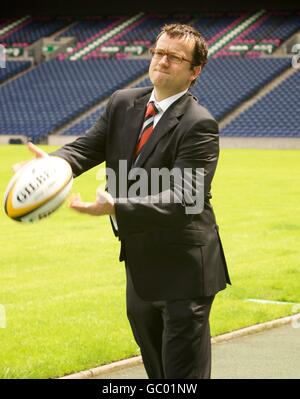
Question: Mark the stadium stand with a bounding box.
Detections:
[0,60,31,83]
[222,70,300,137]
[221,10,300,56]
[58,16,121,42]
[62,107,105,135]
[189,57,291,120]
[0,16,31,41]
[0,59,148,141]
[0,16,71,45]
[243,11,300,43]
[193,12,246,43]
[135,58,291,120]
[0,11,300,142]
[62,57,291,135]
[108,13,192,45]
[57,16,125,60]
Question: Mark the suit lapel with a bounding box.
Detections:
[121,90,191,169]
[121,92,150,166]
[134,94,189,168]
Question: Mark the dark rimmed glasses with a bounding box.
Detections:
[149,48,193,65]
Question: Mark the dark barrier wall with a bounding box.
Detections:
[2,0,300,16]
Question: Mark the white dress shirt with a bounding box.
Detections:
[149,88,188,127]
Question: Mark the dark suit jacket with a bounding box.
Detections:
[52,86,231,301]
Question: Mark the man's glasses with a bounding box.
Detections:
[149,48,193,65]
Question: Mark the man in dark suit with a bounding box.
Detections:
[26,24,231,379]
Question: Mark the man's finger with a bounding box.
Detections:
[68,193,82,206]
[27,142,48,158]
[69,193,89,212]
[70,200,95,214]
[69,193,106,216]
[12,142,48,173]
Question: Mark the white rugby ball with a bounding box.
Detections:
[4,156,73,223]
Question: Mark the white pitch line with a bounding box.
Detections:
[245,298,298,305]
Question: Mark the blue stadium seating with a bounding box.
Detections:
[135,57,290,120]
[0,60,31,83]
[221,70,300,137]
[189,57,291,120]
[62,57,291,136]
[2,17,70,45]
[62,107,105,135]
[113,14,191,44]
[244,12,300,43]
[193,13,242,42]
[1,13,300,141]
[58,17,121,42]
[0,58,148,141]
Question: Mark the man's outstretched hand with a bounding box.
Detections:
[12,142,48,173]
[69,191,115,216]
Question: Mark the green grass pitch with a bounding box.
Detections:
[0,145,299,378]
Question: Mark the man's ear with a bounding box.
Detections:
[191,65,202,83]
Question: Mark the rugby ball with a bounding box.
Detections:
[4,156,73,223]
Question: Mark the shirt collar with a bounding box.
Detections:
[149,88,188,113]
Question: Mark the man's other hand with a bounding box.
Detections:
[69,191,115,216]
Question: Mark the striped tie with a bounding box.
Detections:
[134,101,159,158]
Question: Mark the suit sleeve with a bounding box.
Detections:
[114,118,219,237]
[50,92,117,177]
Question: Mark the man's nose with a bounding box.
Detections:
[158,54,169,65]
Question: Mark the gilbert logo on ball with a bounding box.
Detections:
[4,156,73,223]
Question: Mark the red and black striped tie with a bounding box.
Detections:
[134,101,159,158]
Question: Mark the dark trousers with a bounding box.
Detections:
[125,264,215,379]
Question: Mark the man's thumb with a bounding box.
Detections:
[27,142,48,158]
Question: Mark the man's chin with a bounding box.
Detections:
[152,74,169,86]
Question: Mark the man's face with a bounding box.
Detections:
[149,33,200,99]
